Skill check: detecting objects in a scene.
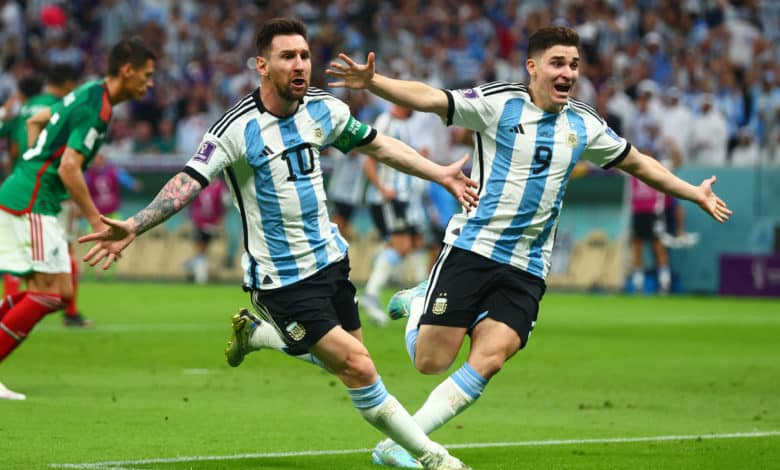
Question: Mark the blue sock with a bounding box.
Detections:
[348,377,389,410]
[450,362,488,399]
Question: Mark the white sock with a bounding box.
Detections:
[632,269,644,292]
[193,255,208,284]
[404,295,426,362]
[365,248,401,297]
[658,266,671,292]
[249,319,326,369]
[413,364,487,434]
[349,377,434,458]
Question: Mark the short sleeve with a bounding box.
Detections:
[184,132,237,183]
[445,86,500,132]
[583,121,631,169]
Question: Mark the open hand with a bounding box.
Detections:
[78,215,137,270]
[326,52,376,90]
[440,154,479,212]
[696,176,732,223]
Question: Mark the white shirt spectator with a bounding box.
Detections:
[660,88,694,157]
[690,95,729,166]
[730,128,761,167]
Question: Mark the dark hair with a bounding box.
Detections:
[107,37,157,76]
[255,18,307,56]
[18,75,44,98]
[527,26,580,59]
[46,63,81,86]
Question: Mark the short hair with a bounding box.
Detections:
[46,63,81,86]
[107,38,157,76]
[18,75,44,98]
[527,26,580,59]
[255,17,307,56]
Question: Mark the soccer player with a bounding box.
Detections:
[326,25,733,466]
[7,64,91,326]
[1,74,46,307]
[361,104,420,327]
[0,38,156,400]
[79,18,475,470]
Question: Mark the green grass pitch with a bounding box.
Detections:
[1,282,779,469]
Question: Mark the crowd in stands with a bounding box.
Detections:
[0,0,778,170]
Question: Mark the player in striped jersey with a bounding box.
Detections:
[0,39,156,400]
[327,25,732,466]
[361,104,419,326]
[79,18,476,470]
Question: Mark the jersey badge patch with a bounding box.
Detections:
[313,127,323,140]
[194,141,216,163]
[458,88,478,99]
[286,321,306,341]
[605,126,621,142]
[566,131,578,148]
[432,292,448,315]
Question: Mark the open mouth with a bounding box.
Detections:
[554,84,571,93]
[291,78,306,88]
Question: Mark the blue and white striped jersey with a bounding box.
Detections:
[184,87,376,290]
[365,111,414,204]
[443,81,631,280]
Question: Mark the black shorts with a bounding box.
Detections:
[632,212,663,241]
[420,245,546,349]
[331,201,355,221]
[370,201,411,238]
[249,257,360,355]
[193,228,214,245]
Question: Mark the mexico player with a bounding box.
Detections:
[0,39,156,400]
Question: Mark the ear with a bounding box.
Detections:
[255,56,266,77]
[525,57,536,79]
[120,62,135,79]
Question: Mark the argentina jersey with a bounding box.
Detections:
[442,81,631,280]
[184,87,376,290]
[365,112,414,204]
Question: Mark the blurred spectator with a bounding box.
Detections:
[131,120,157,154]
[85,153,141,219]
[730,127,761,167]
[659,87,694,158]
[690,94,729,165]
[175,98,209,157]
[153,117,177,154]
[184,177,228,285]
[0,0,776,170]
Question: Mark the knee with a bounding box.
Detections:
[470,354,506,380]
[414,355,452,375]
[339,349,378,386]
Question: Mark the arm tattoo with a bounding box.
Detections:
[132,172,202,236]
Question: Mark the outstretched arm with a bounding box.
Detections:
[616,147,732,222]
[327,52,449,119]
[360,132,478,211]
[78,171,204,269]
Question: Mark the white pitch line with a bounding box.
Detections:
[36,323,224,333]
[49,430,780,469]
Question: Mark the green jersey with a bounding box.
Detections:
[0,93,60,166]
[0,80,112,216]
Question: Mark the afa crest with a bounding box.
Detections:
[313,127,323,139]
[432,293,448,315]
[286,321,306,341]
[566,131,578,148]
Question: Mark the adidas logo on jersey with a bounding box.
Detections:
[509,124,525,134]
